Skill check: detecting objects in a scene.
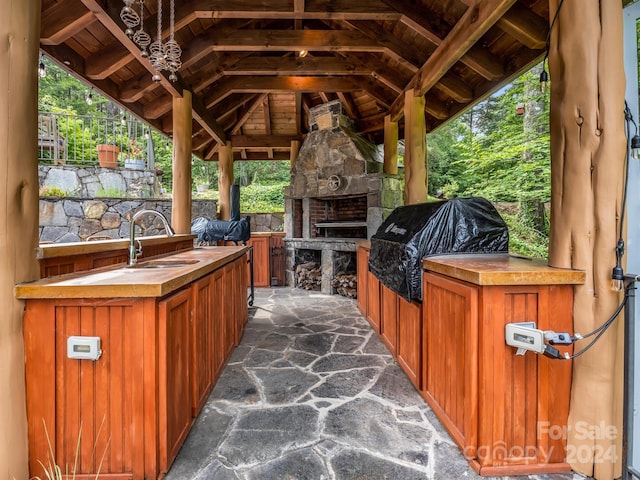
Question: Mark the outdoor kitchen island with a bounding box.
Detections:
[16,245,248,480]
[358,240,586,476]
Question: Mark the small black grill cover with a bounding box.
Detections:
[369,197,509,302]
[191,216,251,244]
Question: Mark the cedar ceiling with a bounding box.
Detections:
[40,0,550,161]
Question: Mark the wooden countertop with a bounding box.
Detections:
[37,234,197,259]
[423,254,585,286]
[16,246,247,299]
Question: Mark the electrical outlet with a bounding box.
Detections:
[505,323,545,355]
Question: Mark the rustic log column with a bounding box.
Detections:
[383,115,398,175]
[547,1,625,478]
[0,0,41,477]
[290,139,300,169]
[172,90,192,234]
[403,89,427,204]
[218,141,234,220]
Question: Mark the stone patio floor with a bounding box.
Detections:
[165,288,588,480]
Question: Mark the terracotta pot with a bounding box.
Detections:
[97,144,120,168]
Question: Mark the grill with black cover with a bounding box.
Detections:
[368,197,509,302]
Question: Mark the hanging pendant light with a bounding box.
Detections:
[133,0,151,58]
[120,0,140,37]
[122,0,181,82]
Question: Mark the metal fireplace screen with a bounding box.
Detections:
[368,197,509,302]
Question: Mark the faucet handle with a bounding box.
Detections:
[135,239,143,257]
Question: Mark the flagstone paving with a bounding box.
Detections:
[165,288,586,480]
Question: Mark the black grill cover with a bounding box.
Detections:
[191,216,251,244]
[369,197,509,302]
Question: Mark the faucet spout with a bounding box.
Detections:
[128,209,175,266]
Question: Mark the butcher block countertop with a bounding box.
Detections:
[423,254,585,286]
[36,234,197,259]
[15,246,247,299]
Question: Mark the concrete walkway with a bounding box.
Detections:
[166,288,583,480]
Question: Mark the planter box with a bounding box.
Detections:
[125,158,146,170]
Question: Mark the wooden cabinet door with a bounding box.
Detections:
[380,284,398,355]
[423,272,478,456]
[222,262,236,358]
[158,288,193,473]
[366,271,381,333]
[356,246,369,315]
[234,256,248,345]
[211,268,226,380]
[247,236,270,287]
[191,274,214,416]
[396,295,422,389]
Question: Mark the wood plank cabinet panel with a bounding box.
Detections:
[158,288,193,473]
[191,274,214,416]
[422,271,573,475]
[356,245,368,315]
[247,236,270,287]
[380,284,398,356]
[396,295,422,390]
[366,271,381,333]
[25,251,249,480]
[25,300,147,479]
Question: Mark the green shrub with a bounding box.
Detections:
[239,183,286,212]
[39,186,70,197]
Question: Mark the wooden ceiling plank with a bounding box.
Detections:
[119,73,158,103]
[337,92,360,120]
[41,44,86,74]
[230,135,302,148]
[231,93,269,134]
[349,77,393,109]
[295,92,303,134]
[85,42,134,80]
[205,76,359,108]
[459,1,547,49]
[222,57,370,76]
[294,0,305,29]
[381,0,504,80]
[344,20,424,70]
[211,151,292,161]
[435,74,473,103]
[191,93,228,144]
[144,95,173,120]
[318,92,330,103]
[188,0,400,21]
[263,96,272,135]
[188,52,254,94]
[338,52,409,93]
[388,0,516,120]
[40,0,96,45]
[210,93,260,121]
[207,30,385,53]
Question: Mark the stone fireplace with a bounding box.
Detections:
[284,100,403,294]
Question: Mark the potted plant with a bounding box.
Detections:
[124,138,146,170]
[97,143,120,168]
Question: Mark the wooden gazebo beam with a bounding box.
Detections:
[388,0,517,121]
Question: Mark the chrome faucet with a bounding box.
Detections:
[128,209,175,265]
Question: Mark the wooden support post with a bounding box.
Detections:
[0,0,41,477]
[218,142,234,220]
[547,1,625,478]
[403,89,427,204]
[172,90,192,234]
[290,140,300,169]
[383,115,398,175]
